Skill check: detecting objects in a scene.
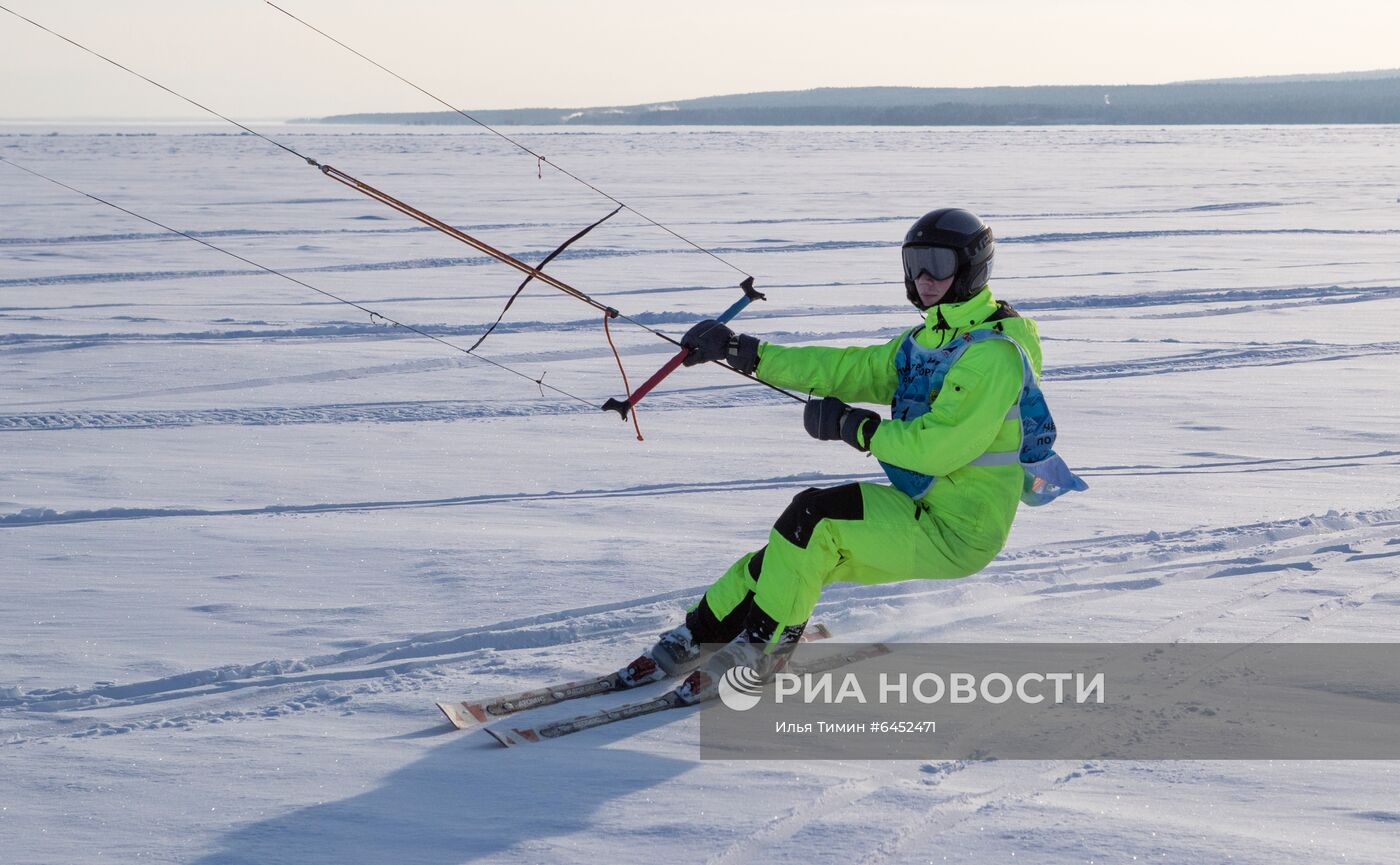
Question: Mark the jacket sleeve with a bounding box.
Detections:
[866,339,1022,477]
[754,334,902,405]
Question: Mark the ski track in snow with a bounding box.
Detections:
[3,504,1397,748]
[0,222,549,248]
[4,284,1397,372]
[5,225,1400,290]
[0,199,1291,248]
[4,452,1398,528]
[3,338,1396,432]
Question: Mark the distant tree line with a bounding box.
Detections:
[307,77,1400,126]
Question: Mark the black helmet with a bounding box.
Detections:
[901,208,995,308]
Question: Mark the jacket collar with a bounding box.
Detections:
[924,286,997,331]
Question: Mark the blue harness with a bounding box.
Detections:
[880,327,1087,506]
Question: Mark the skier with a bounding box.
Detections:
[623,208,1083,704]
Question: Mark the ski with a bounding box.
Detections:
[484,641,892,747]
[436,622,833,729]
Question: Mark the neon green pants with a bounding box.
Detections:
[701,482,1005,633]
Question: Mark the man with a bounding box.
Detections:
[623,208,1078,703]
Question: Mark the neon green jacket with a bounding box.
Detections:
[754,286,1040,553]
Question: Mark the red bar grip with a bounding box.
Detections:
[626,347,689,405]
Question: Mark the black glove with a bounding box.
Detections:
[680,319,760,374]
[803,396,880,452]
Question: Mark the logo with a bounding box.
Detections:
[717,665,765,711]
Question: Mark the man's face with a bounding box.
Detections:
[903,245,959,308]
[915,273,955,307]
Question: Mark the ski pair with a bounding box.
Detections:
[436,623,833,730]
[484,642,893,747]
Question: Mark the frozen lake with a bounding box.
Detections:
[3,123,1399,863]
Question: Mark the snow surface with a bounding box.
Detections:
[2,123,1399,863]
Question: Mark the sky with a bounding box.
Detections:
[1,0,1398,120]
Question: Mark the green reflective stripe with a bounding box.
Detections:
[968,450,1020,467]
[966,337,1028,468]
[965,411,1020,467]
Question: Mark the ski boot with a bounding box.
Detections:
[618,622,707,687]
[674,626,802,706]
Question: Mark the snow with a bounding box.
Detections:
[2,123,1399,863]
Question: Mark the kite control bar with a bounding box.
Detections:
[602,277,766,420]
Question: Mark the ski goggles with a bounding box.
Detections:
[901,245,959,282]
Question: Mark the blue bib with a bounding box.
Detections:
[880,327,1087,506]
